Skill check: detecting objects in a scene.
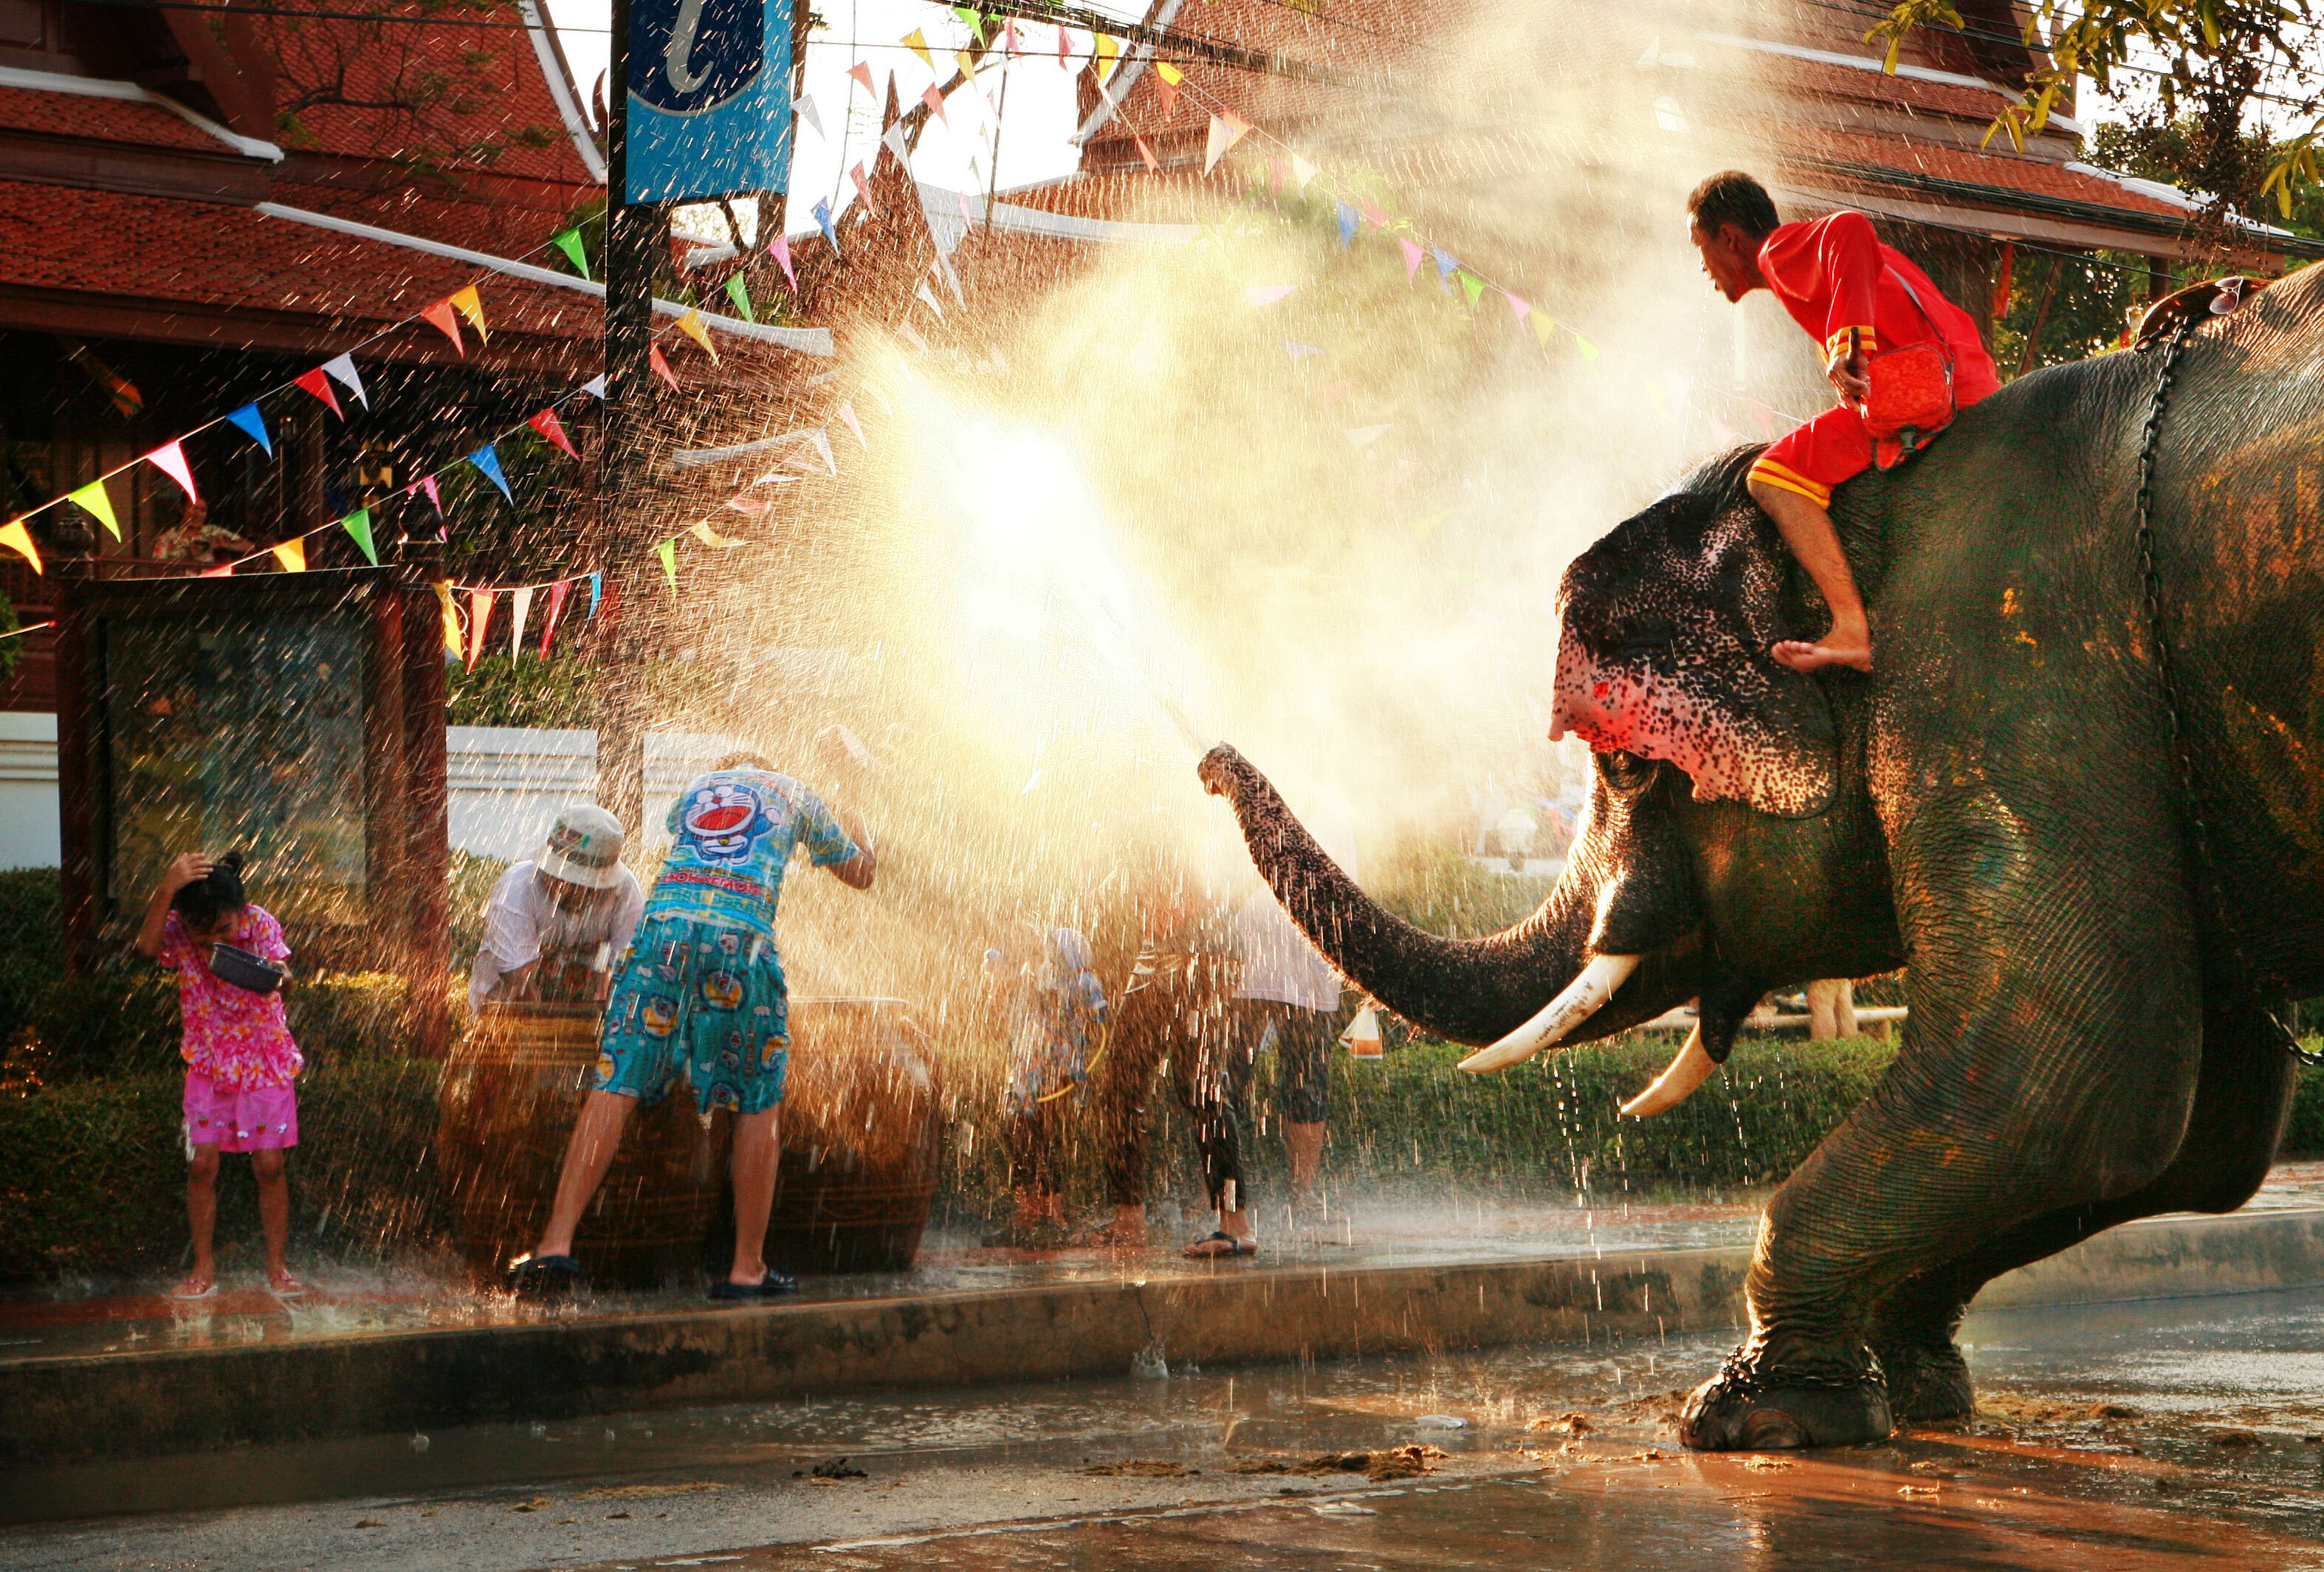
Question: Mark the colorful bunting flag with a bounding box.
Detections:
[1335,202,1357,248]
[540,578,571,656]
[0,520,41,574]
[1093,32,1118,81]
[551,227,591,280]
[1502,291,1532,323]
[294,367,343,419]
[340,507,377,565]
[420,299,465,356]
[813,198,838,251]
[144,442,198,504]
[582,374,608,399]
[588,572,602,617]
[848,60,876,92]
[922,82,948,122]
[271,536,307,573]
[1575,334,1601,363]
[1290,154,1318,193]
[1529,311,1558,348]
[901,27,931,67]
[433,580,461,654]
[1431,248,1457,289]
[414,473,443,514]
[839,400,867,448]
[465,588,494,670]
[656,538,677,591]
[1399,237,1424,281]
[848,161,878,218]
[226,402,272,456]
[448,285,487,343]
[723,274,756,323]
[1004,17,1020,55]
[796,94,823,136]
[675,310,718,363]
[811,428,836,475]
[950,6,985,44]
[1457,272,1486,309]
[770,234,797,292]
[321,354,368,409]
[470,442,512,501]
[199,562,234,578]
[509,585,533,661]
[1135,134,1159,174]
[529,407,580,459]
[1154,60,1183,115]
[690,520,745,547]
[1203,110,1249,175]
[67,478,118,539]
[1359,199,1388,229]
[649,344,680,391]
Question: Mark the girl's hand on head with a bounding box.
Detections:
[165,852,213,892]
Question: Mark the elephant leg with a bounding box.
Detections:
[1869,989,2296,1422]
[1680,780,2207,1452]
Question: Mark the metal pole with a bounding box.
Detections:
[599,0,658,837]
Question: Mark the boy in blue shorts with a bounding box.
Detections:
[511,746,876,1300]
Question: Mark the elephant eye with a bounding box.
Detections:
[1598,749,1659,792]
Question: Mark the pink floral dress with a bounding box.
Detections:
[160,907,303,1153]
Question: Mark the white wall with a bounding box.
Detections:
[0,713,58,870]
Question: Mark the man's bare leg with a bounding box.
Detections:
[726,1106,783,1286]
[1747,478,1873,673]
[532,1089,636,1259]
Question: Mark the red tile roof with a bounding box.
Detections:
[0,83,223,151]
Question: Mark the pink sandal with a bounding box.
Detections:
[267,1271,306,1300]
[168,1276,217,1302]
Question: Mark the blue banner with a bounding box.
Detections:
[625,0,795,203]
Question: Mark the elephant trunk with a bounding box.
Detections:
[1198,744,1590,1046]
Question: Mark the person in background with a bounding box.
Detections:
[467,806,647,1012]
[994,926,1109,1246]
[509,749,876,1301]
[134,851,305,1301]
[1089,857,1251,1257]
[150,499,256,564]
[1231,852,1353,1221]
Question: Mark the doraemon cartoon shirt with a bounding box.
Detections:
[639,769,859,941]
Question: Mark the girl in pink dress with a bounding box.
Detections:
[134,851,305,1300]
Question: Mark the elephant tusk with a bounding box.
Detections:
[1458,953,1641,1074]
[1619,1022,1717,1116]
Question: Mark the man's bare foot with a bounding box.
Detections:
[1770,636,1872,673]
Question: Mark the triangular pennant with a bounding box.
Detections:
[656,537,678,591]
[1134,134,1159,174]
[1154,60,1183,106]
[955,49,979,88]
[509,585,532,661]
[811,428,836,475]
[690,520,745,547]
[465,588,494,670]
[795,93,823,136]
[1399,237,1424,281]
[551,227,591,280]
[529,407,580,458]
[1005,17,1020,55]
[67,478,118,539]
[1057,23,1071,66]
[321,353,368,409]
[675,310,718,363]
[901,28,931,67]
[448,285,487,343]
[813,198,839,250]
[1290,154,1318,192]
[340,506,377,565]
[1359,199,1388,229]
[848,161,878,218]
[470,442,512,501]
[582,374,608,399]
[725,492,771,518]
[1093,31,1118,82]
[271,536,307,573]
[588,572,602,617]
[881,118,912,168]
[420,299,464,355]
[143,441,198,504]
[1575,334,1601,363]
[293,367,343,419]
[648,343,680,391]
[1457,272,1485,309]
[722,274,756,323]
[0,520,41,574]
[1203,110,1249,175]
[951,6,986,44]
[416,473,444,513]
[770,234,797,292]
[839,401,867,448]
[848,60,875,92]
[897,320,929,351]
[198,562,234,577]
[1502,291,1532,323]
[1529,310,1558,348]
[1432,247,1457,284]
[922,82,948,122]
[915,280,945,319]
[540,578,571,656]
[1335,202,1357,247]
[225,402,272,456]
[433,580,461,653]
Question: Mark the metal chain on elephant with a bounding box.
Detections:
[2132,318,2323,1067]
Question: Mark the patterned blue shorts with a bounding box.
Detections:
[595,916,789,1117]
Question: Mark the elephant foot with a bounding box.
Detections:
[1874,1336,1976,1424]
[1677,1344,1894,1452]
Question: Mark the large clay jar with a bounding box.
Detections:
[760,997,944,1274]
[437,1001,729,1287]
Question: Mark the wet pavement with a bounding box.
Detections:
[16,1281,2324,1567]
[12,1163,2324,1368]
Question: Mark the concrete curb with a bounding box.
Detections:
[6,1207,2323,1469]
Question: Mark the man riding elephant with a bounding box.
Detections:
[1199,260,2321,1450]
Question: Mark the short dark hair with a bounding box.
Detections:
[172,851,247,928]
[714,751,776,772]
[1687,171,1780,241]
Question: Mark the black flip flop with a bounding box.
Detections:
[505,1252,581,1298]
[709,1269,800,1302]
[1183,1231,1258,1259]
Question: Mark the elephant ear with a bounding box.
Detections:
[1550,476,1837,818]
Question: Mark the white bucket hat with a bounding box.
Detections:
[539,805,626,890]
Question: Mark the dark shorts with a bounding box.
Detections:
[1239,1000,1334,1124]
[595,916,789,1118]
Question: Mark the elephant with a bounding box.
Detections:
[1197,267,2324,1450]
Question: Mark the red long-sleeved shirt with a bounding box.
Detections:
[1756,211,2000,402]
